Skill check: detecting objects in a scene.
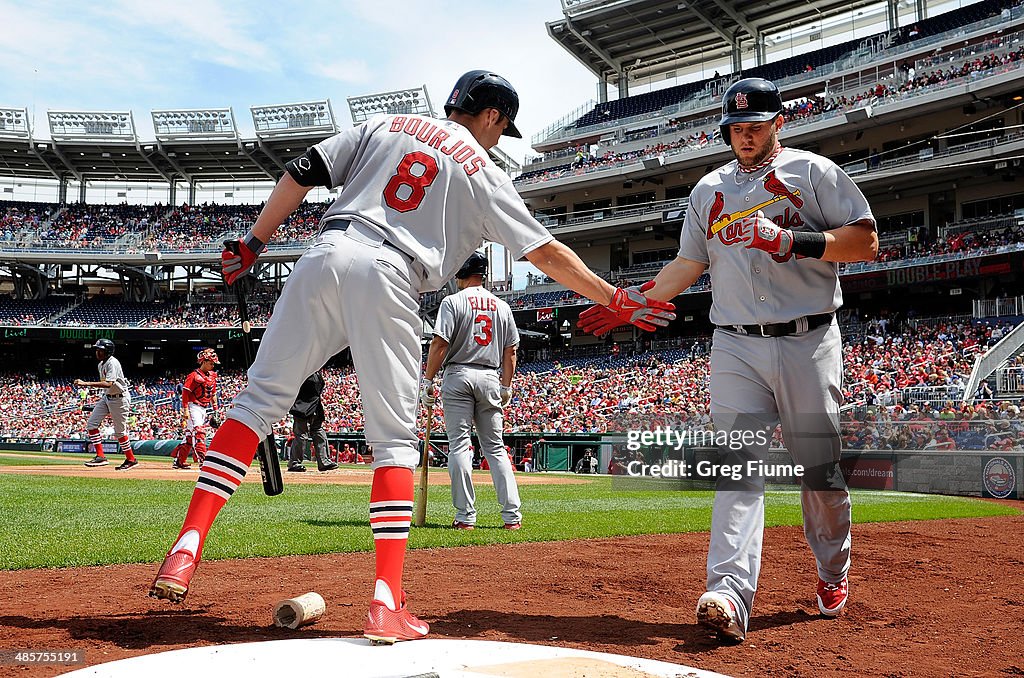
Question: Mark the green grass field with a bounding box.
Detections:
[0,452,1018,570]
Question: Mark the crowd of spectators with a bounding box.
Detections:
[514,39,1024,187]
[5,200,330,251]
[1,204,51,241]
[2,319,1019,451]
[141,299,275,328]
[33,203,165,249]
[870,222,1024,266]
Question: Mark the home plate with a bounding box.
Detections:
[61,638,731,677]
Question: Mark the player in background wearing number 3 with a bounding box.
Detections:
[148,70,675,643]
[424,251,523,531]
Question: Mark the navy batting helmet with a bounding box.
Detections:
[719,78,783,144]
[93,338,115,355]
[455,251,488,279]
[444,70,522,138]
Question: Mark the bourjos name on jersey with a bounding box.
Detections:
[388,116,487,176]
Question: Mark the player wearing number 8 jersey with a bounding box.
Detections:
[150,70,675,642]
[425,252,522,530]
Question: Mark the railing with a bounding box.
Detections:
[530,99,598,146]
[964,320,1024,401]
[941,214,1020,239]
[900,385,967,406]
[997,366,1024,393]
[974,296,1024,318]
[554,197,687,228]
[519,58,1024,188]
[878,229,913,247]
[838,417,1024,451]
[839,242,1024,275]
[531,5,1024,148]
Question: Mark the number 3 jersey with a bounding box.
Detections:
[310,114,553,292]
[435,287,519,369]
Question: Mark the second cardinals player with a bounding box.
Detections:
[173,348,220,469]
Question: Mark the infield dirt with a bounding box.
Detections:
[0,497,1021,676]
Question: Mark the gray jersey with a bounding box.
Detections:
[678,148,874,326]
[314,114,553,291]
[435,286,519,369]
[98,356,129,396]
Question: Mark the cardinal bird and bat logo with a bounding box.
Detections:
[706,171,804,241]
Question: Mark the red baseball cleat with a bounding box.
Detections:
[148,549,198,603]
[816,577,849,617]
[451,520,475,530]
[364,591,429,644]
[696,591,745,642]
[502,523,521,530]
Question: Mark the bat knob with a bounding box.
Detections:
[242,321,251,333]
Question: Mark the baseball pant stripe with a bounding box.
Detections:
[204,451,248,479]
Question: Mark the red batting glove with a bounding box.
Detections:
[742,216,793,256]
[606,281,676,332]
[577,305,627,337]
[221,233,264,285]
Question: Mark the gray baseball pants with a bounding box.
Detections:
[87,394,130,437]
[442,364,522,525]
[228,224,424,470]
[706,320,851,634]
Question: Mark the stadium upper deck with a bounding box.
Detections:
[535,0,1019,148]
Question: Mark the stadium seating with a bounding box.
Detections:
[558,0,1019,133]
[4,319,1019,451]
[58,298,170,326]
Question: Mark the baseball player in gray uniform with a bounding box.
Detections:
[76,338,136,470]
[424,251,522,530]
[149,69,675,643]
[580,77,877,642]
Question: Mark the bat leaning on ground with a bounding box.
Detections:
[413,403,434,528]
[225,240,284,497]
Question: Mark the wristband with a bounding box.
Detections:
[242,231,265,254]
[789,231,827,259]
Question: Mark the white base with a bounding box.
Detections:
[62,638,731,678]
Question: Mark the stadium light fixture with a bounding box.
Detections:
[251,100,336,138]
[152,108,236,140]
[48,110,136,141]
[0,107,31,139]
[347,86,435,125]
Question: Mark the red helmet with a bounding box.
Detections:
[197,348,220,364]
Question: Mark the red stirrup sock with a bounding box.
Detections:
[88,429,105,457]
[169,419,259,558]
[118,436,135,462]
[369,466,414,610]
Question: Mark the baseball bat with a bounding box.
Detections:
[708,191,801,236]
[413,403,433,528]
[226,240,284,497]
